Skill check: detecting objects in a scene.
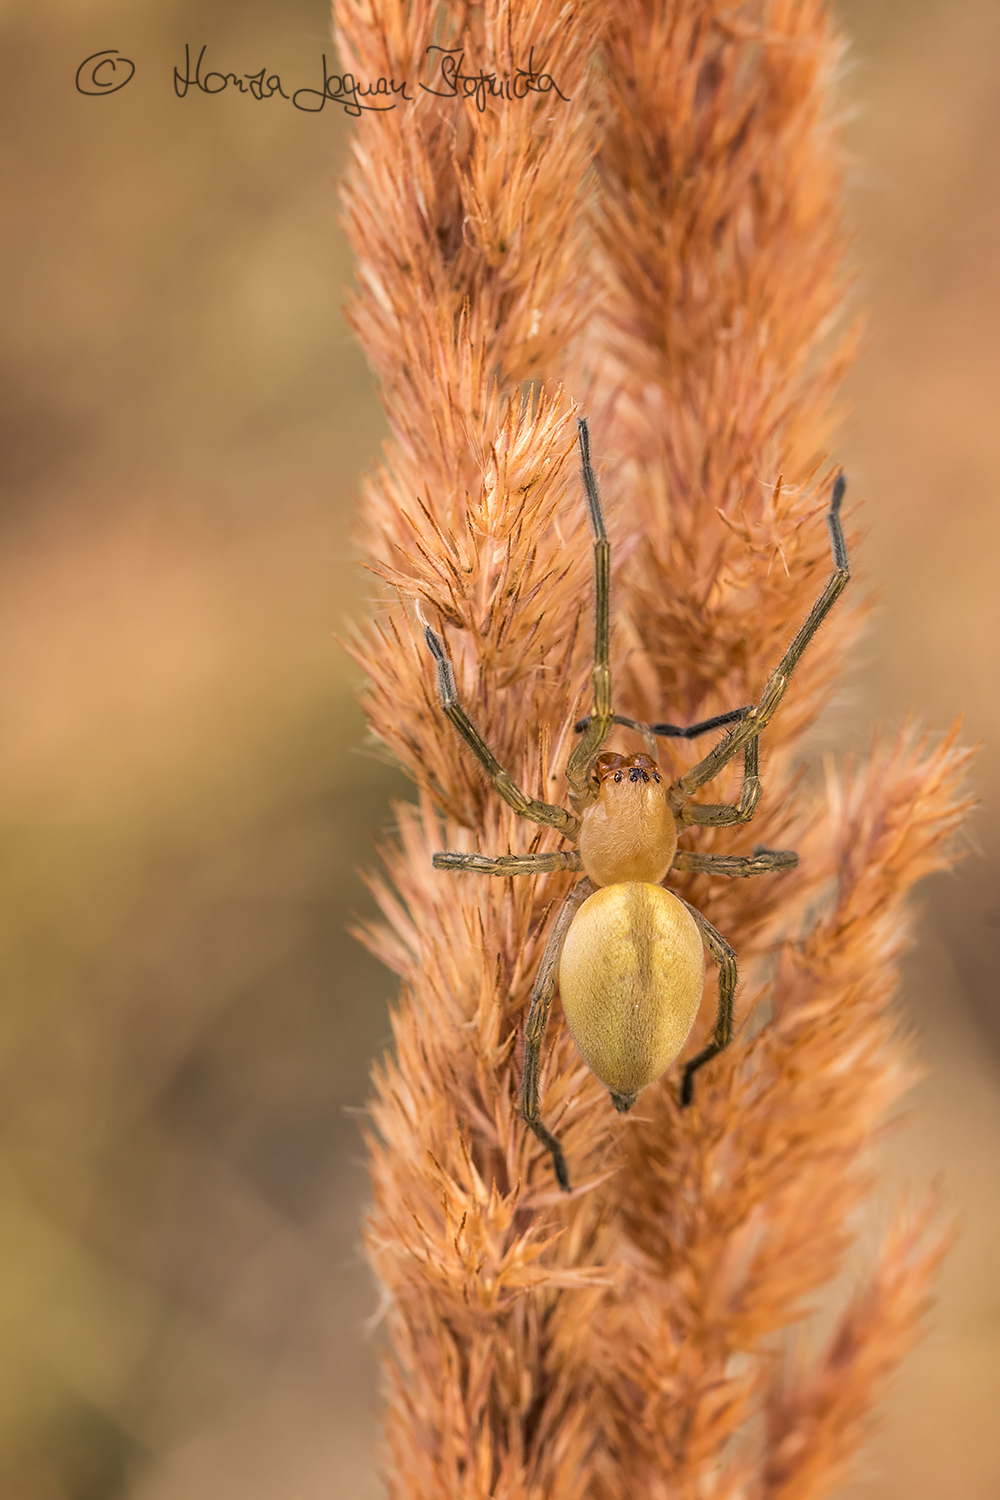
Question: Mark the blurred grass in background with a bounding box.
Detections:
[0,1,996,1497]
[0,2,405,1495]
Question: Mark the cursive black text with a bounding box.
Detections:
[420,45,569,112]
[173,44,411,115]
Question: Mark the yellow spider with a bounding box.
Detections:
[426,419,848,1190]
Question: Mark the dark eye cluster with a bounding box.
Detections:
[613,767,662,785]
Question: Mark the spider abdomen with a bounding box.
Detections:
[559,883,705,1104]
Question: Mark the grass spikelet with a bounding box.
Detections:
[334,1,972,1495]
[763,1196,955,1500]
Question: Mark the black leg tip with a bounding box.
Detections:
[545,1140,572,1192]
[424,623,443,658]
[831,471,847,511]
[530,1122,573,1192]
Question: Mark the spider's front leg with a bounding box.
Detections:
[424,626,579,840]
[671,736,762,828]
[669,472,850,816]
[521,878,594,1192]
[565,419,613,811]
[575,707,752,741]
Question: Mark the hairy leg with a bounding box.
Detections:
[670,474,849,805]
[425,626,579,839]
[575,707,751,739]
[672,844,798,878]
[521,878,594,1191]
[433,849,582,875]
[676,898,738,1106]
[566,420,613,809]
[673,737,761,827]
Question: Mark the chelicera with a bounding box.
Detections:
[425,419,849,1191]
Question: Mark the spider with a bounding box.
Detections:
[424,419,849,1191]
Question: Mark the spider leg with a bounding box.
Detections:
[675,736,761,827]
[521,877,594,1191]
[670,473,849,805]
[425,626,579,839]
[433,850,582,875]
[672,843,798,878]
[574,707,751,738]
[566,419,613,808]
[575,712,659,759]
[675,898,737,1106]
[575,707,752,765]
[650,707,752,739]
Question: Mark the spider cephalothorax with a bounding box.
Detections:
[579,752,677,887]
[425,418,849,1190]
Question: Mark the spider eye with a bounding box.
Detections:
[614,771,623,783]
[654,773,661,783]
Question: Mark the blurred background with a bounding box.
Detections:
[0,1,995,1497]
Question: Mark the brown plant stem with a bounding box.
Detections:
[335,2,972,1496]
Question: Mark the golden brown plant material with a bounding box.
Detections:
[335,1,972,1495]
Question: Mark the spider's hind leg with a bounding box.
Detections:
[676,898,738,1106]
[521,878,593,1191]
